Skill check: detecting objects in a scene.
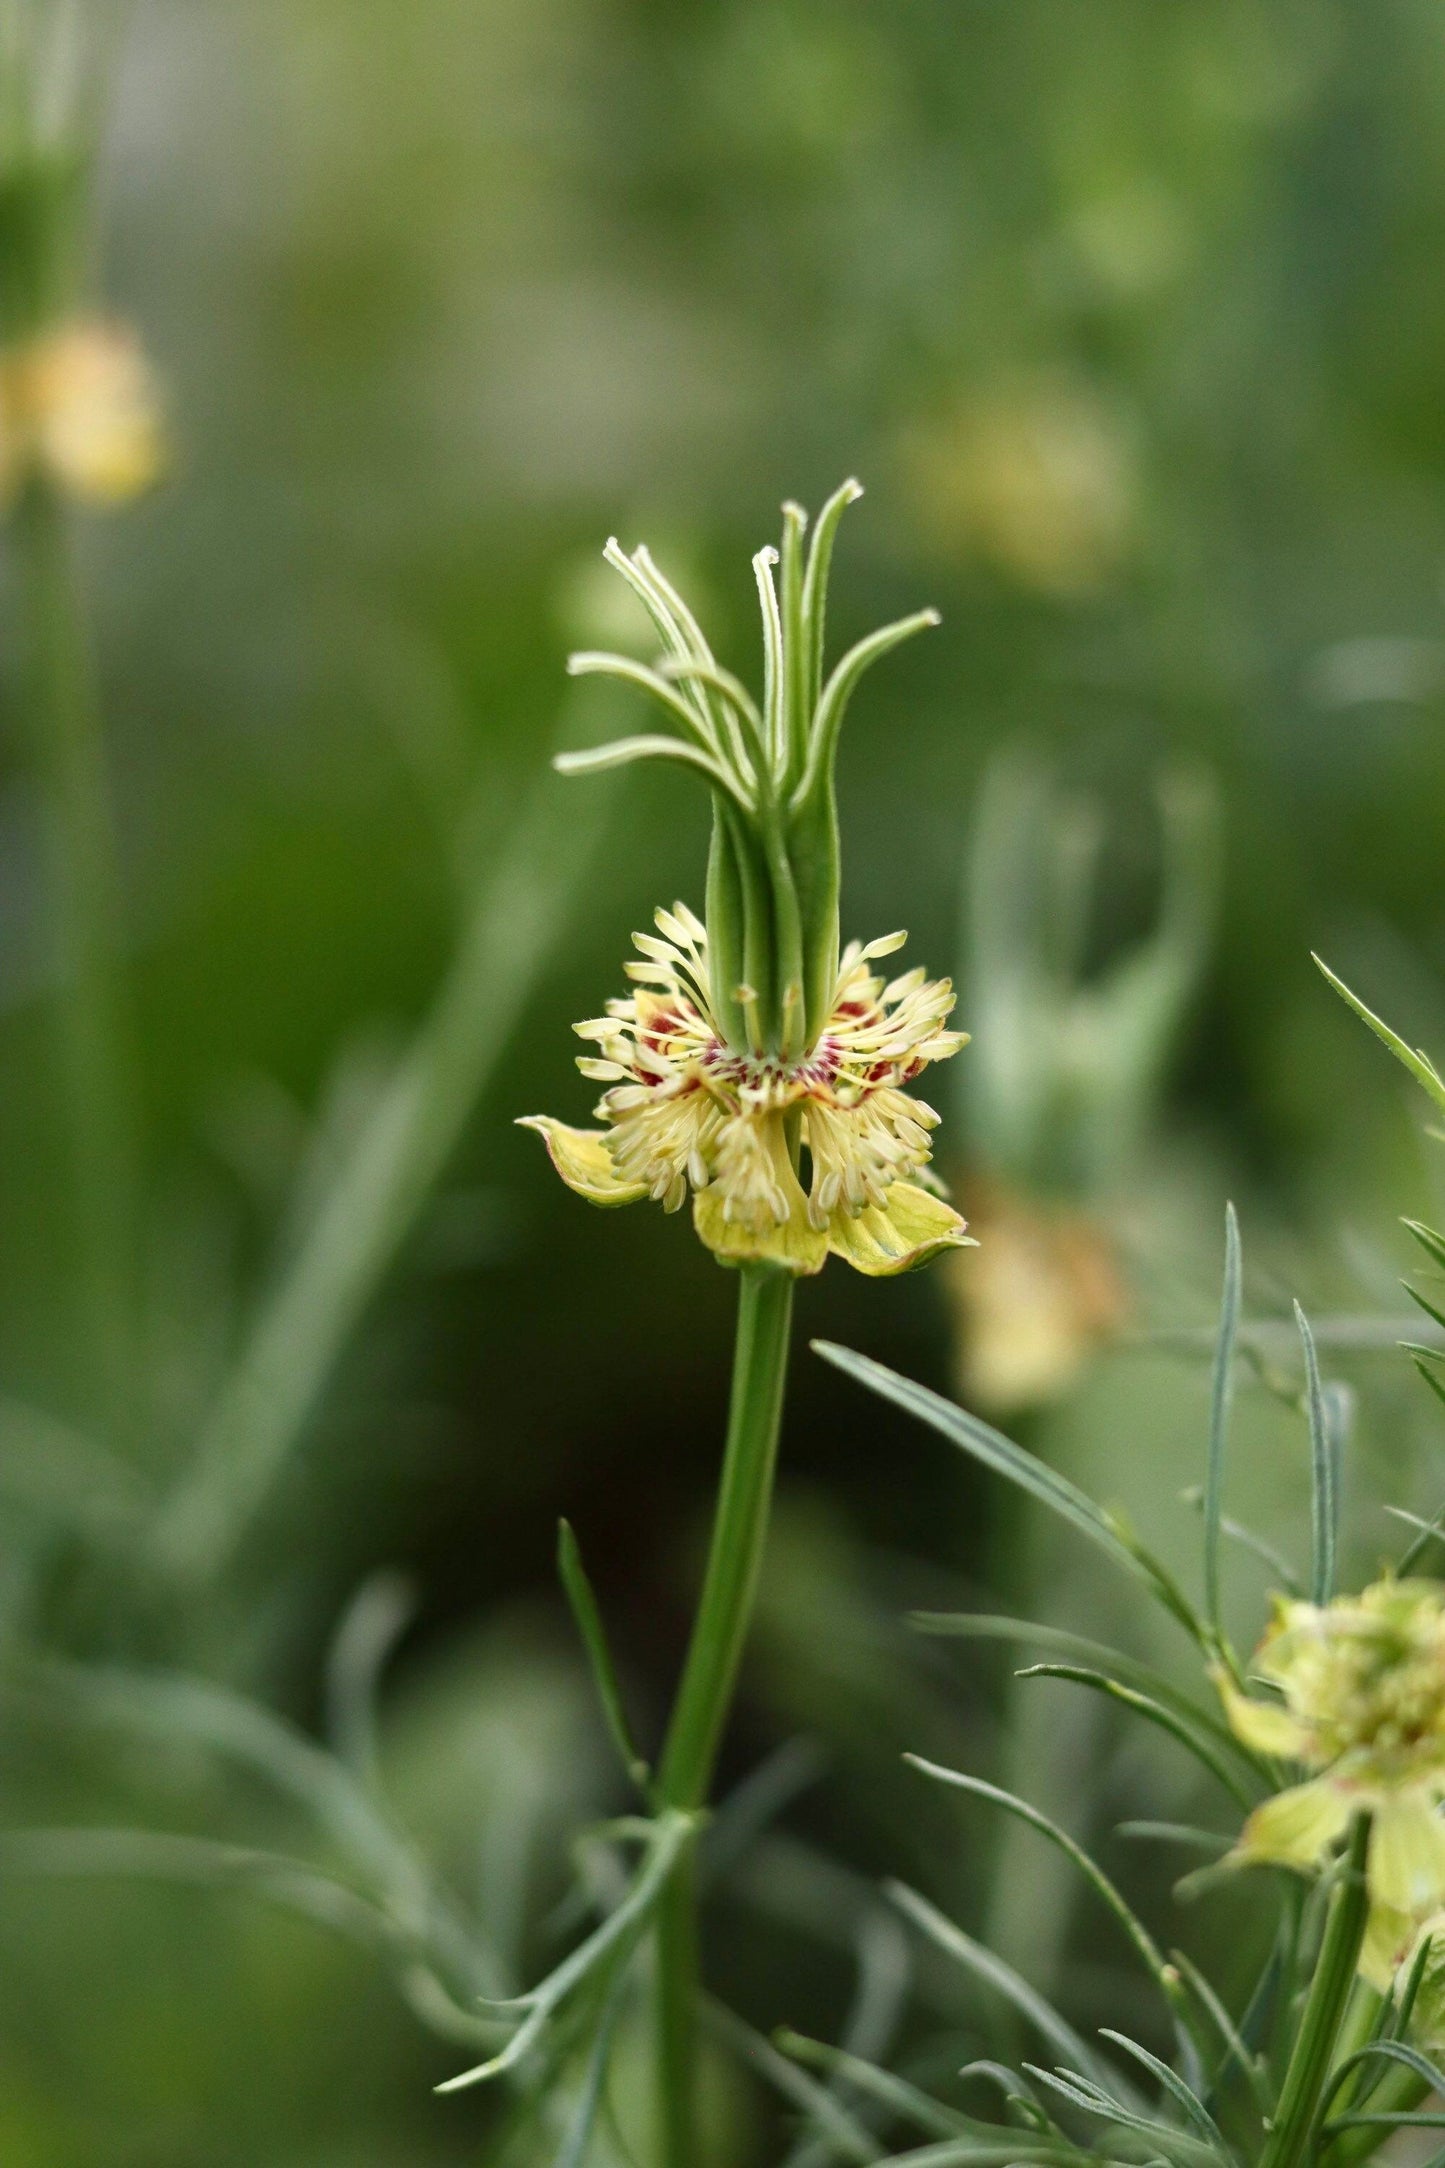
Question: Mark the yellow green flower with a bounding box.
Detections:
[1217,1578,1445,1975]
[523,486,975,1276]
[523,906,971,1275]
[0,321,164,506]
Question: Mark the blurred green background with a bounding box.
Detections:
[7,1,1445,2160]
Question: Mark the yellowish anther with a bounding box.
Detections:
[0,320,164,507]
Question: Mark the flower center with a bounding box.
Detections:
[703,1035,843,1099]
[1308,1626,1445,1762]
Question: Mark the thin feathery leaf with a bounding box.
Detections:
[436,1812,691,2093]
[1020,2067,1223,2168]
[707,2001,878,2165]
[1295,1304,1337,1603]
[1116,1824,1232,1855]
[1167,1947,1271,2118]
[325,1569,415,1788]
[1405,1280,1445,1334]
[1096,2031,1229,2150]
[1322,2112,1445,2135]
[818,1343,1202,1640]
[1312,954,1445,1116]
[884,1882,1124,2098]
[1204,1204,1242,1639]
[867,2146,1088,2167]
[1409,1358,1445,1440]
[1181,1493,1303,1595]
[1405,1219,1445,1273]
[901,1763,1175,2007]
[956,2063,1056,2131]
[1321,2038,1445,2122]
[1014,1664,1259,1804]
[0,1826,499,2048]
[778,2030,973,2141]
[557,1519,651,1797]
[913,1615,1240,1760]
[1389,1501,1445,1575]
[554,1963,629,2168]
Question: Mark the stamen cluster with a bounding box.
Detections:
[527,906,971,1276]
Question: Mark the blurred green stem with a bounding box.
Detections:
[654,1263,794,2168]
[151,776,610,1584]
[15,475,139,1428]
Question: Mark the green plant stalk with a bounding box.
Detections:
[654,1262,795,2168]
[1260,1814,1372,2168]
[15,474,140,1429]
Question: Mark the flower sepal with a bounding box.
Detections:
[518,1117,649,1208]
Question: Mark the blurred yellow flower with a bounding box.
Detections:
[1217,1578,1445,1980]
[0,320,164,507]
[523,904,972,1276]
[946,1184,1127,1413]
[901,375,1137,599]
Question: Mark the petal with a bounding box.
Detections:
[1228,1778,1352,1873]
[1370,1792,1445,1918]
[692,1183,828,1275]
[517,1117,647,1207]
[827,1182,976,1278]
[1213,1671,1310,1759]
[1360,1901,1419,1992]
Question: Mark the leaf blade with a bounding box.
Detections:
[1203,1204,1242,1638]
[557,1518,652,1797]
[815,1342,1202,1641]
[1312,955,1445,1116]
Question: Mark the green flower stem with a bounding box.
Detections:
[1260,1814,1372,2168]
[654,1261,795,2168]
[15,475,139,1427]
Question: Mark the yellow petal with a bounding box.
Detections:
[1370,1792,1445,1919]
[827,1182,977,1278]
[1213,1670,1310,1759]
[517,1117,647,1207]
[692,1183,828,1274]
[1360,1901,1418,1992]
[1228,1778,1351,1873]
